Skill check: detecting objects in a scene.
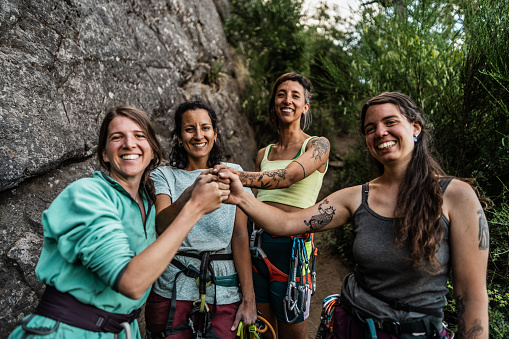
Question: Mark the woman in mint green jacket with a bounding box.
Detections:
[9,105,226,339]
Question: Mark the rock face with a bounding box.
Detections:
[0,0,256,336]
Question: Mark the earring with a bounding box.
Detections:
[413,136,418,143]
[178,142,183,147]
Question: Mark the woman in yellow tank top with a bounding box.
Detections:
[215,73,330,339]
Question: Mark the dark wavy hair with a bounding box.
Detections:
[361,92,446,271]
[169,101,224,169]
[97,105,162,202]
[268,72,313,132]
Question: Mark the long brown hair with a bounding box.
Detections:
[361,92,446,271]
[97,105,162,202]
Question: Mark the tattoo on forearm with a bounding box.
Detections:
[239,170,287,189]
[310,138,330,163]
[456,295,484,339]
[293,160,306,179]
[304,199,336,231]
[477,209,489,250]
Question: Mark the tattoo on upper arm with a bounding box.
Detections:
[304,199,336,231]
[293,160,306,178]
[310,138,330,163]
[240,170,287,189]
[477,209,489,250]
[456,295,484,338]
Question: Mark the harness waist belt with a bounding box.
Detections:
[32,285,140,333]
[353,271,443,318]
[341,290,435,336]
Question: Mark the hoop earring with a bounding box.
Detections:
[178,142,183,147]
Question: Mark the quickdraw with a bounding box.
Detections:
[236,315,277,339]
[249,222,317,325]
[315,294,340,339]
[283,237,311,323]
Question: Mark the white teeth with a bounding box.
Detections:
[378,141,396,150]
[194,143,206,147]
[281,108,293,112]
[121,154,139,160]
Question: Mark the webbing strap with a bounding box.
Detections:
[159,251,236,337]
[365,318,377,339]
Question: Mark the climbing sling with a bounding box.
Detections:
[149,251,239,339]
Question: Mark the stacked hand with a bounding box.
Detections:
[186,167,244,215]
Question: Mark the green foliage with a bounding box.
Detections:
[225,0,311,147]
[224,0,509,333]
[316,0,509,333]
[485,184,509,337]
[205,57,226,87]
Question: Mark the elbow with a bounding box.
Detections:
[117,268,147,300]
[279,173,299,188]
[118,283,146,300]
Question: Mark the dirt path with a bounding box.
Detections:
[306,233,351,338]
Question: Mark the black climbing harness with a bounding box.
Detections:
[340,272,447,339]
[149,251,239,339]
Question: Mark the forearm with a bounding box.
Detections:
[155,190,191,234]
[239,169,291,189]
[455,294,489,339]
[231,227,255,303]
[118,202,201,299]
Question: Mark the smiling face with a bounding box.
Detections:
[178,109,217,169]
[102,116,155,185]
[274,80,309,126]
[363,103,421,168]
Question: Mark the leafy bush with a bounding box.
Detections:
[318,0,509,334]
[225,0,311,147]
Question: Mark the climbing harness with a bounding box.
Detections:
[250,222,317,324]
[315,294,340,339]
[21,285,139,338]
[149,251,239,339]
[236,315,277,339]
[341,272,447,339]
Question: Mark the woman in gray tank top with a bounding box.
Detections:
[221,92,489,339]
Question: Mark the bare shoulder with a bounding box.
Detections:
[326,184,363,215]
[255,147,266,169]
[308,136,331,151]
[443,178,479,206]
[443,178,483,223]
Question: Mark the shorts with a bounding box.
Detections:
[332,305,450,339]
[249,221,312,324]
[145,290,240,339]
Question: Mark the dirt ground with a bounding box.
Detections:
[306,233,351,338]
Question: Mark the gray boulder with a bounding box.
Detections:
[0,0,256,336]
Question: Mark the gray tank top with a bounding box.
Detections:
[341,179,452,322]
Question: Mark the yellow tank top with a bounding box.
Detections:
[256,137,328,208]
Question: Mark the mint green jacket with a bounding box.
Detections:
[9,171,156,339]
